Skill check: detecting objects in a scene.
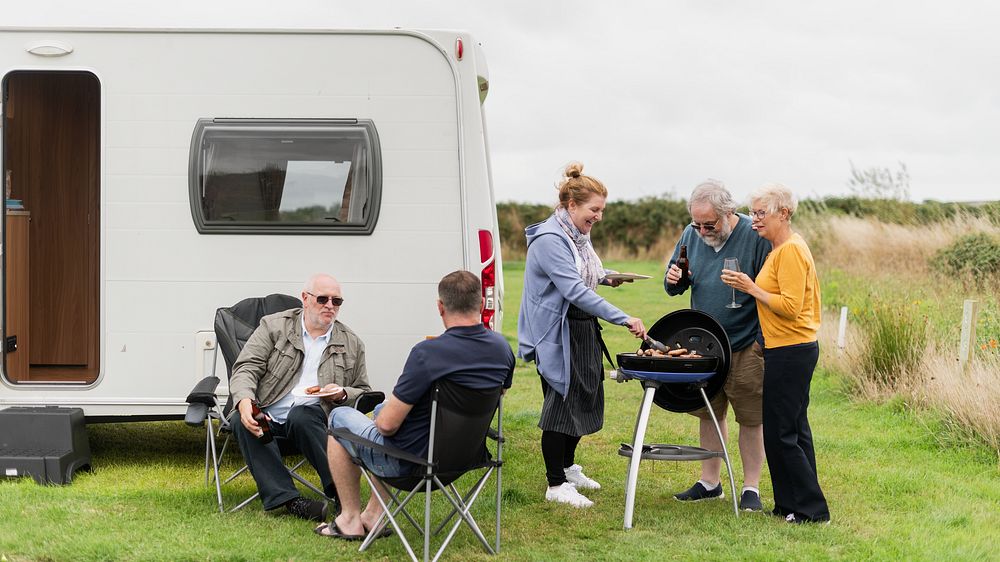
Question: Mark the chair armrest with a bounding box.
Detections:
[329,427,430,467]
[186,376,221,406]
[184,402,209,427]
[355,391,385,415]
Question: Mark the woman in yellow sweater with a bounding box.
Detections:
[721,183,830,524]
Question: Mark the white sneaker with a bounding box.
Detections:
[545,482,594,508]
[564,464,601,490]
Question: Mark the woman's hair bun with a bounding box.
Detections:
[564,161,583,179]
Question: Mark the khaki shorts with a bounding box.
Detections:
[691,342,764,426]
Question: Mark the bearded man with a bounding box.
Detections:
[663,180,772,511]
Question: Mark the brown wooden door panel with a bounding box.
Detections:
[5,72,99,370]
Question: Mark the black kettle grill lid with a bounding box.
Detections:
[645,308,733,413]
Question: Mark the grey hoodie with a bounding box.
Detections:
[517,214,629,398]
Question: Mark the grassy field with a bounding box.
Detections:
[1,260,998,561]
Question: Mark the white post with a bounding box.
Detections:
[837,306,849,350]
[958,299,979,371]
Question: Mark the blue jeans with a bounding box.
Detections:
[329,407,414,478]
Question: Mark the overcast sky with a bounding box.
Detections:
[8,1,1000,204]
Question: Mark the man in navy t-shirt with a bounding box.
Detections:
[316,270,515,540]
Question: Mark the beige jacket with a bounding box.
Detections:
[228,308,370,416]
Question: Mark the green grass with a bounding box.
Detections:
[2,260,998,561]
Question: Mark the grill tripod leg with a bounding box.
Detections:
[701,387,739,517]
[623,385,657,530]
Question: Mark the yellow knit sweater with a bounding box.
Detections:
[755,233,821,348]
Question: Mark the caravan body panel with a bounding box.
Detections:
[0,28,502,418]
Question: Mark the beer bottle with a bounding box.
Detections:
[250,399,273,444]
[677,245,690,283]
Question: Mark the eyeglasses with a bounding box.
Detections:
[306,292,344,306]
[749,209,768,220]
[690,217,722,232]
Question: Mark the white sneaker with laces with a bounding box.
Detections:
[564,464,601,490]
[545,482,594,508]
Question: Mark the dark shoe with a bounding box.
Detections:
[739,489,763,512]
[673,481,723,502]
[286,497,328,522]
[785,512,831,525]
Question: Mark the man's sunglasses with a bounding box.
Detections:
[306,292,344,306]
[690,217,722,232]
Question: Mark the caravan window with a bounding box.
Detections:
[189,119,381,234]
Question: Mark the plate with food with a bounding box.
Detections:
[604,273,652,281]
[293,385,341,398]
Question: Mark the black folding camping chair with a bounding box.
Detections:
[185,293,382,512]
[330,379,504,562]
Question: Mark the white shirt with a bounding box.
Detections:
[264,316,332,424]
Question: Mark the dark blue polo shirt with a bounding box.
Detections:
[385,324,515,459]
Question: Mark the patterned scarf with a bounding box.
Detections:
[554,207,604,289]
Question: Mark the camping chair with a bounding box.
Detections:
[184,293,383,512]
[330,379,504,562]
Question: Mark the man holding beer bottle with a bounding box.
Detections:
[229,273,372,521]
[664,180,771,511]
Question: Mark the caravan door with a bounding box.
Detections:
[1,70,101,385]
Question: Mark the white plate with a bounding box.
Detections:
[292,388,339,398]
[605,273,652,281]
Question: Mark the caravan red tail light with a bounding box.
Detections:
[456,37,464,61]
[479,229,496,330]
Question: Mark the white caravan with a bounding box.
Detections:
[0,27,503,420]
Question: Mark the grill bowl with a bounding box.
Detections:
[617,353,719,383]
[629,309,732,413]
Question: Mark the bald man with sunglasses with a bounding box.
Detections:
[229,273,371,522]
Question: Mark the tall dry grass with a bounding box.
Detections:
[822,310,1000,459]
[801,213,1000,279]
[812,215,1000,461]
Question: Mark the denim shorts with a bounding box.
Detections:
[328,407,413,478]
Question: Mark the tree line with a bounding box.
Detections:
[497,196,1000,259]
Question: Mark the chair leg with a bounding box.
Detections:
[204,420,213,486]
[432,469,492,536]
[424,477,432,562]
[223,464,249,485]
[495,463,502,552]
[229,491,260,513]
[431,476,495,562]
[215,434,231,475]
[206,417,224,513]
[357,469,420,562]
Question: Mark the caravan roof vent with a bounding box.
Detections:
[26,41,74,57]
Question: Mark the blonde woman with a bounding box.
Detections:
[518,162,646,508]
[722,183,830,524]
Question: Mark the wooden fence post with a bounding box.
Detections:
[958,299,979,371]
[837,306,848,350]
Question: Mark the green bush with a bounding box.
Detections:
[497,197,689,257]
[498,195,1000,259]
[853,293,928,387]
[933,232,1000,282]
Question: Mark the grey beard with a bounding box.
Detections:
[699,224,733,249]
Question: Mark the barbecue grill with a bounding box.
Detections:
[613,309,739,529]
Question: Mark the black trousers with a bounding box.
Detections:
[232,402,335,510]
[762,342,830,521]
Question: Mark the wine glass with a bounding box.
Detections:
[723,257,742,309]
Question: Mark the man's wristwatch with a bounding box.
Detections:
[336,390,348,404]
